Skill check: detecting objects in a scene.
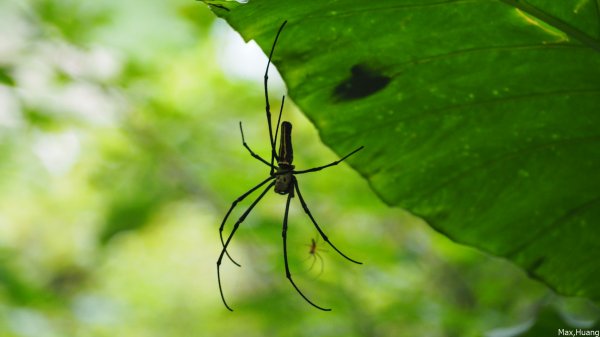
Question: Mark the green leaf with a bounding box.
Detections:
[202,0,600,303]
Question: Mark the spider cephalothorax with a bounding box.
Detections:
[217,20,364,312]
[274,171,294,195]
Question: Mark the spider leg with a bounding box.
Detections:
[308,254,317,270]
[239,122,276,168]
[217,180,275,311]
[293,178,362,265]
[315,252,325,277]
[293,146,364,175]
[264,21,287,175]
[310,236,325,276]
[219,176,275,266]
[270,95,285,174]
[281,191,332,311]
[273,96,285,145]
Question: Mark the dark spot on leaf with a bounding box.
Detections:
[333,64,391,102]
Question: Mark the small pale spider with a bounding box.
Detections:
[305,236,326,277]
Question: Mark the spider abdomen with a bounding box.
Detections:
[278,121,293,165]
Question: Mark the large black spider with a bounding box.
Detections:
[217,20,364,312]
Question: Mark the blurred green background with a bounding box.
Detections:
[0,0,597,336]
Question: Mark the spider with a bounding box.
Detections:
[305,236,326,277]
[217,20,364,312]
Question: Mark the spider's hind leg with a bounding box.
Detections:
[281,191,331,311]
[293,177,362,265]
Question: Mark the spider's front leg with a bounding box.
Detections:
[293,146,364,175]
[239,122,276,168]
[217,180,276,311]
[219,176,275,266]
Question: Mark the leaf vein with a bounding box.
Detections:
[347,88,600,142]
[504,196,600,257]
[412,135,600,206]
